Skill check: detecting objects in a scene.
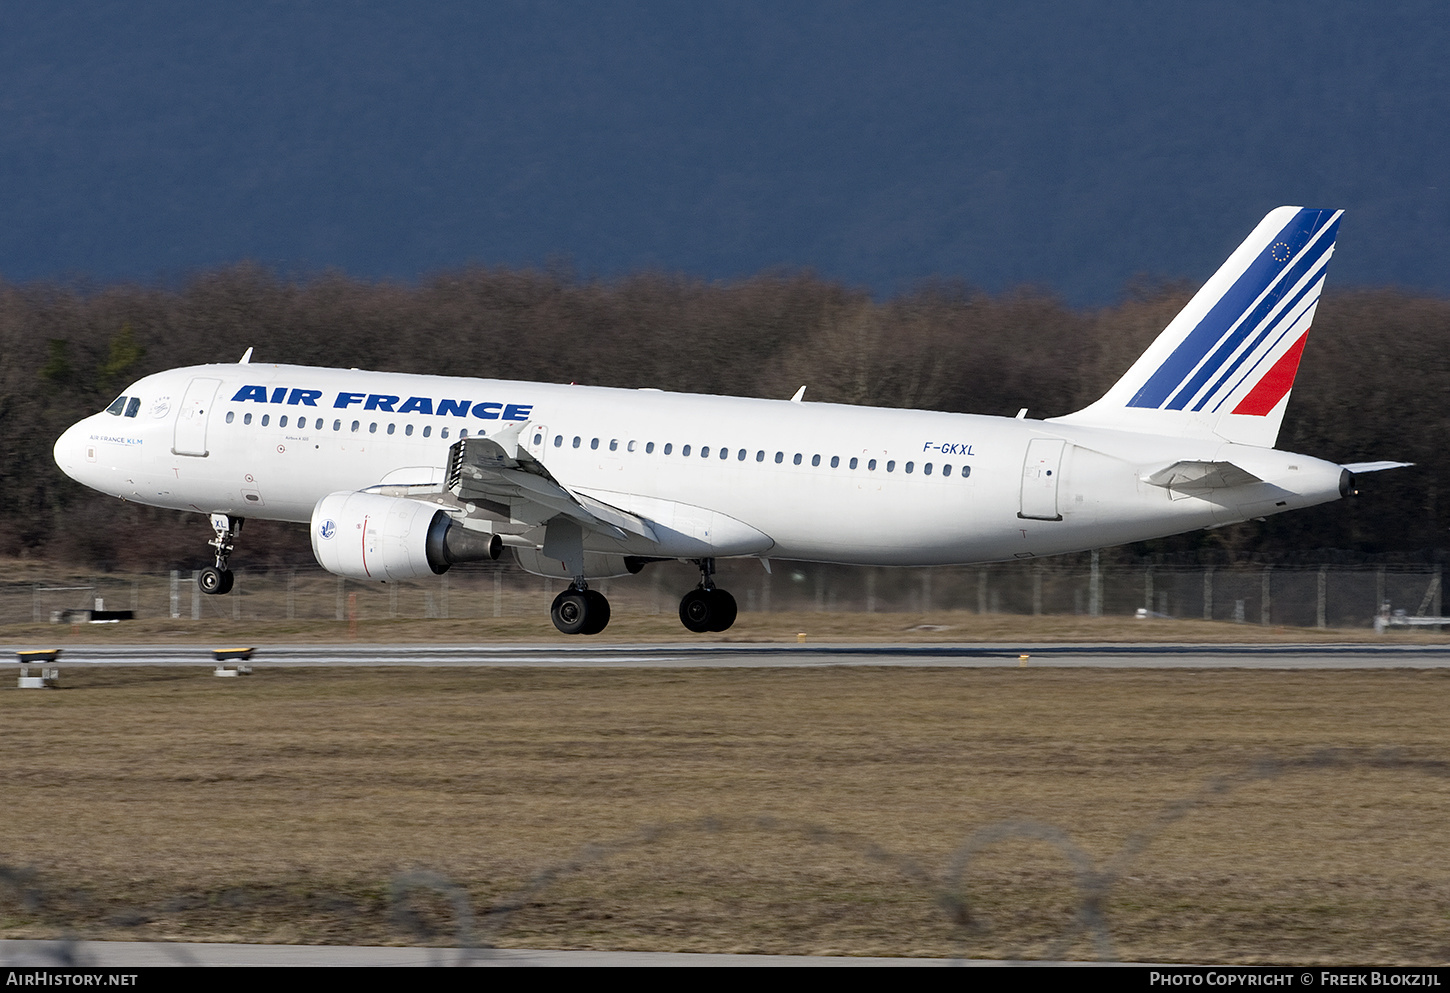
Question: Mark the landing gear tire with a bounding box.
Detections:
[679,588,736,633]
[581,590,611,635]
[198,566,233,596]
[551,590,589,635]
[551,588,611,635]
[707,589,737,632]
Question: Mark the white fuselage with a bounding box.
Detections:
[54,362,1347,568]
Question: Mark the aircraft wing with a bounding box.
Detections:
[1145,460,1264,491]
[444,431,657,542]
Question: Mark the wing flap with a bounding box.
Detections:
[445,434,657,541]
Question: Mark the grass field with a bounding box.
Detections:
[3,662,1449,963]
[2,607,1447,645]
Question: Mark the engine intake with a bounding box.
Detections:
[311,491,500,582]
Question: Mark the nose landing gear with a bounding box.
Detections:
[679,558,737,633]
[198,514,243,596]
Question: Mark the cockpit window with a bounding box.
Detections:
[124,397,141,418]
[105,396,127,416]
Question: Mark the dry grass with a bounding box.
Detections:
[1,609,1444,645]
[3,665,1450,963]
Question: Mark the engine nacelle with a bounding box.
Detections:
[513,546,651,580]
[311,491,501,582]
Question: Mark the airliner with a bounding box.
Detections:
[53,207,1407,634]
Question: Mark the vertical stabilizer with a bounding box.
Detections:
[1052,206,1342,448]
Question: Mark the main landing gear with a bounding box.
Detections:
[679,558,737,634]
[198,514,243,596]
[548,558,739,636]
[550,583,611,635]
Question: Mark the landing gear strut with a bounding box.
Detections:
[198,514,243,596]
[679,558,737,633]
[550,582,611,635]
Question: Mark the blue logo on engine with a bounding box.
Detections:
[319,519,336,540]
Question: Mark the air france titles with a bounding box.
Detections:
[229,386,533,422]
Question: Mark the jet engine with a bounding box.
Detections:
[310,491,501,582]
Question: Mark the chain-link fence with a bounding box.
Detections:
[3,558,1444,630]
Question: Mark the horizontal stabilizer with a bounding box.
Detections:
[1342,461,1413,474]
[1146,460,1263,491]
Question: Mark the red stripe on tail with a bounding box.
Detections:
[1232,332,1309,416]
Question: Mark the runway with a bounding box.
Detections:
[7,641,1450,668]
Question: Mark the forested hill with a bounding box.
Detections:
[2,268,1444,570]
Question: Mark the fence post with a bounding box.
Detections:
[287,568,296,620]
[1089,550,1101,617]
[191,571,200,620]
[1436,565,1443,618]
[232,571,240,621]
[170,570,180,619]
[1143,564,1153,614]
[1261,565,1273,626]
[865,569,876,614]
[1032,562,1043,616]
[977,568,987,614]
[1316,565,1328,628]
[336,575,345,621]
[1202,566,1214,621]
[493,567,503,618]
[1376,566,1386,616]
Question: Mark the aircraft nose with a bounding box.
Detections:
[53,420,87,481]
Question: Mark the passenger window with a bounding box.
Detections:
[423,425,431,437]
[591,438,599,450]
[554,435,562,447]
[244,413,252,425]
[849,457,858,469]
[406,424,414,436]
[261,414,269,427]
[627,440,636,452]
[533,432,543,446]
[830,456,839,468]
[387,423,395,435]
[756,451,765,462]
[701,446,710,458]
[351,420,359,432]
[370,423,378,434]
[905,462,915,473]
[460,428,468,438]
[811,455,821,467]
[683,445,692,457]
[924,463,933,475]
[664,443,673,455]
[646,442,655,454]
[775,452,784,463]
[887,460,895,472]
[609,439,618,451]
[280,415,288,428]
[962,465,972,478]
[106,396,127,416]
[573,436,581,448]
[943,465,952,476]
[868,459,877,470]
[442,427,450,439]
[124,397,141,418]
[720,447,728,460]
[333,420,342,431]
[226,411,235,424]
[793,454,802,465]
